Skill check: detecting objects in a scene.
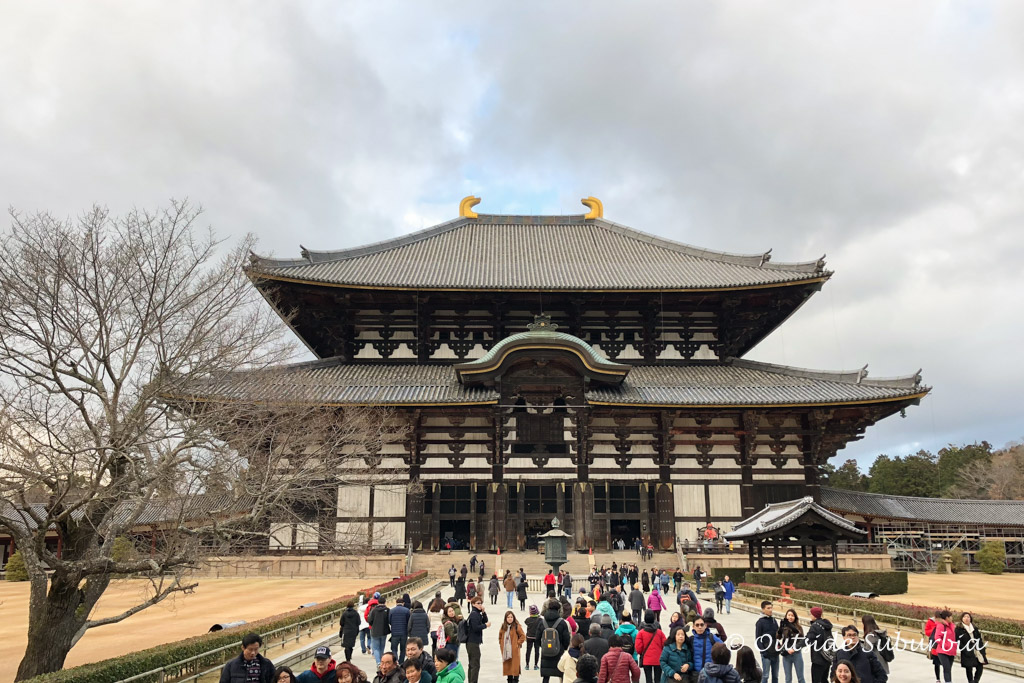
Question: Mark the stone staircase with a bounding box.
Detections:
[412,549,682,578]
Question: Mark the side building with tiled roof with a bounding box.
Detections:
[181,198,929,553]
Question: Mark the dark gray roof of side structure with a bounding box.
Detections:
[247,214,829,290]
[821,487,1024,527]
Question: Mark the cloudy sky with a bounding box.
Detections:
[2,1,1022,465]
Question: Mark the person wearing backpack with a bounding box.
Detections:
[635,611,666,683]
[540,599,573,683]
[598,634,641,683]
[615,613,638,661]
[860,615,891,677]
[805,608,834,683]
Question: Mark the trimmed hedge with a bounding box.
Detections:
[24,570,428,683]
[746,571,908,595]
[736,582,1024,646]
[4,550,28,581]
[709,567,748,584]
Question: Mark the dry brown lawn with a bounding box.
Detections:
[0,577,371,683]
[882,572,1024,621]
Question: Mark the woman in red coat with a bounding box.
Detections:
[633,611,666,683]
[930,609,958,683]
[598,635,641,683]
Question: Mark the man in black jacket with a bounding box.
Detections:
[754,601,780,683]
[831,626,887,683]
[465,597,488,683]
[219,633,275,683]
[405,638,437,683]
[582,623,610,662]
[805,607,834,683]
[368,596,392,666]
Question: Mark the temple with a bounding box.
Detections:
[212,198,929,552]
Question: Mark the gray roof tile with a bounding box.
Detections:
[726,496,865,539]
[248,214,828,290]
[821,487,1024,526]
[183,358,925,406]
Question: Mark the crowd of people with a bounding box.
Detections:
[221,565,991,683]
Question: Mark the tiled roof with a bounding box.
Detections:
[726,496,866,540]
[182,358,925,407]
[248,214,828,291]
[821,488,1024,526]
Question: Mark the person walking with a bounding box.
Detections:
[545,570,558,598]
[367,597,391,666]
[657,622,692,683]
[776,609,806,683]
[630,584,646,619]
[714,582,726,613]
[830,626,887,683]
[517,578,529,611]
[388,597,411,663]
[598,635,641,683]
[859,615,889,679]
[490,575,501,606]
[434,648,465,683]
[735,647,763,683]
[220,633,275,683]
[721,577,735,615]
[525,605,544,671]
[647,588,667,624]
[930,611,957,683]
[499,610,526,683]
[441,604,462,658]
[956,612,987,683]
[505,571,518,609]
[755,601,780,683]
[926,610,943,683]
[454,577,467,607]
[692,567,703,594]
[449,565,457,588]
[635,611,666,683]
[405,639,436,683]
[540,599,572,683]
[583,623,610,663]
[465,597,488,683]
[697,643,743,683]
[340,601,362,662]
[408,602,432,653]
[641,570,651,594]
[805,608,834,683]
[703,608,726,642]
[691,616,722,679]
[560,634,586,682]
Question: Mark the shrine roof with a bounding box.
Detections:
[248,214,829,291]
[820,488,1024,526]
[179,358,926,407]
[725,496,866,540]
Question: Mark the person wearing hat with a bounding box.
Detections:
[525,605,543,671]
[297,647,338,683]
[805,607,834,683]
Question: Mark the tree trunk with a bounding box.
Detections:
[15,574,88,681]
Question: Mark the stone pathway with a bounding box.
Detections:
[307,587,1022,682]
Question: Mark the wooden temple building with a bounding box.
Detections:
[205,197,930,553]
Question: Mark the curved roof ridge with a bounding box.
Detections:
[593,218,827,274]
[248,213,829,276]
[730,358,924,388]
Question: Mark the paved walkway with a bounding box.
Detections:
[315,587,1021,683]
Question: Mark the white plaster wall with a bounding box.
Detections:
[373,484,407,517]
[708,485,743,518]
[269,523,292,549]
[338,484,372,517]
[674,484,705,518]
[374,521,406,547]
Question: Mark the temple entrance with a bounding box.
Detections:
[439,520,470,550]
[610,520,641,548]
[525,519,552,550]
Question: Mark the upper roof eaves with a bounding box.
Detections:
[247,213,831,291]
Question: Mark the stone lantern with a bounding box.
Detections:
[539,517,570,576]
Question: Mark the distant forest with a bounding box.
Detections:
[822,441,1024,500]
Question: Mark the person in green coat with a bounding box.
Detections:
[433,648,465,683]
[659,627,693,683]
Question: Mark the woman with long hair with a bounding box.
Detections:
[735,645,762,683]
[559,633,586,683]
[860,614,889,676]
[275,667,298,683]
[777,608,806,683]
[499,610,526,683]
[956,612,987,683]
[932,609,958,683]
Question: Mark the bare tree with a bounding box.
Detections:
[0,203,394,680]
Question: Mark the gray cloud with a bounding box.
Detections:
[1,0,1022,463]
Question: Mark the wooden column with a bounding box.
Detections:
[801,545,808,570]
[516,483,525,550]
[831,540,839,572]
[556,483,565,519]
[640,482,651,547]
[757,541,765,571]
[469,483,478,550]
[431,484,441,550]
[773,541,781,573]
[812,545,820,570]
[748,540,756,571]
[493,483,508,551]
[739,411,759,517]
